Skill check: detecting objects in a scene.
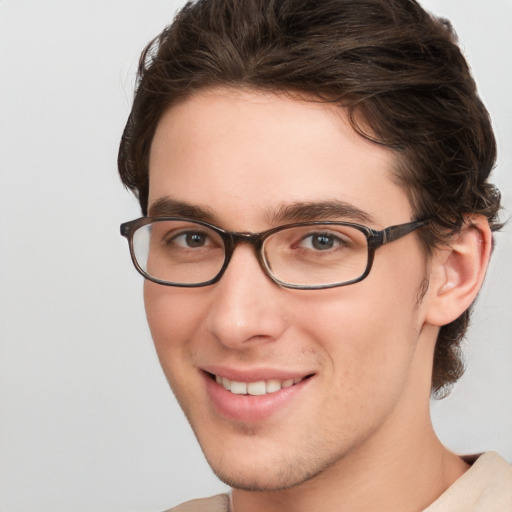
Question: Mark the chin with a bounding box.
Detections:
[210,463,312,492]
[201,442,339,492]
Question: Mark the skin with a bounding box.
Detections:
[144,87,491,512]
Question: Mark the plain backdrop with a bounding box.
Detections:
[0,1,510,511]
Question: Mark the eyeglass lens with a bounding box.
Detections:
[132,220,370,287]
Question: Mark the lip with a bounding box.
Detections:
[203,365,310,383]
[202,367,314,423]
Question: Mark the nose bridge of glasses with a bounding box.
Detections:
[228,231,265,250]
[222,231,270,279]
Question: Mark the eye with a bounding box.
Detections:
[298,232,347,251]
[169,230,213,248]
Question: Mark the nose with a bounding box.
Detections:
[205,244,289,349]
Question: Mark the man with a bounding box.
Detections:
[118,0,511,510]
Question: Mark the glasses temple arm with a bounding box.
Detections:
[381,220,429,245]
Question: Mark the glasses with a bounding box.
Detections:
[120,217,428,290]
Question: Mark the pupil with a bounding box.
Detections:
[313,234,333,250]
[186,232,205,247]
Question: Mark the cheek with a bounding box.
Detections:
[296,273,422,397]
[143,282,204,365]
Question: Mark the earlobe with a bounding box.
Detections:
[425,216,492,327]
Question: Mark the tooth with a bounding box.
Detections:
[230,381,248,394]
[216,375,303,395]
[266,379,282,393]
[282,379,294,388]
[247,381,266,395]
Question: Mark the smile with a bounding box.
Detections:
[214,374,305,395]
[204,370,314,422]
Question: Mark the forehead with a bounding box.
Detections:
[148,87,412,228]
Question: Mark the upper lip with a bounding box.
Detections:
[201,365,314,382]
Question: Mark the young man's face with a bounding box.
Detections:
[145,88,438,491]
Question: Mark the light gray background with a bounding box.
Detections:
[0,1,510,511]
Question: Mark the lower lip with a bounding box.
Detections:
[204,373,311,423]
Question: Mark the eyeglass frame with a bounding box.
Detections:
[120,217,428,290]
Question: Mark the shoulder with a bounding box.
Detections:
[424,452,512,511]
[164,493,230,512]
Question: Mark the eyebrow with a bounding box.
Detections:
[268,200,376,225]
[148,197,215,221]
[148,197,376,226]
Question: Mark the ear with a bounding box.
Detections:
[424,215,493,327]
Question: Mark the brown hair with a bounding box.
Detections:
[118,0,502,397]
